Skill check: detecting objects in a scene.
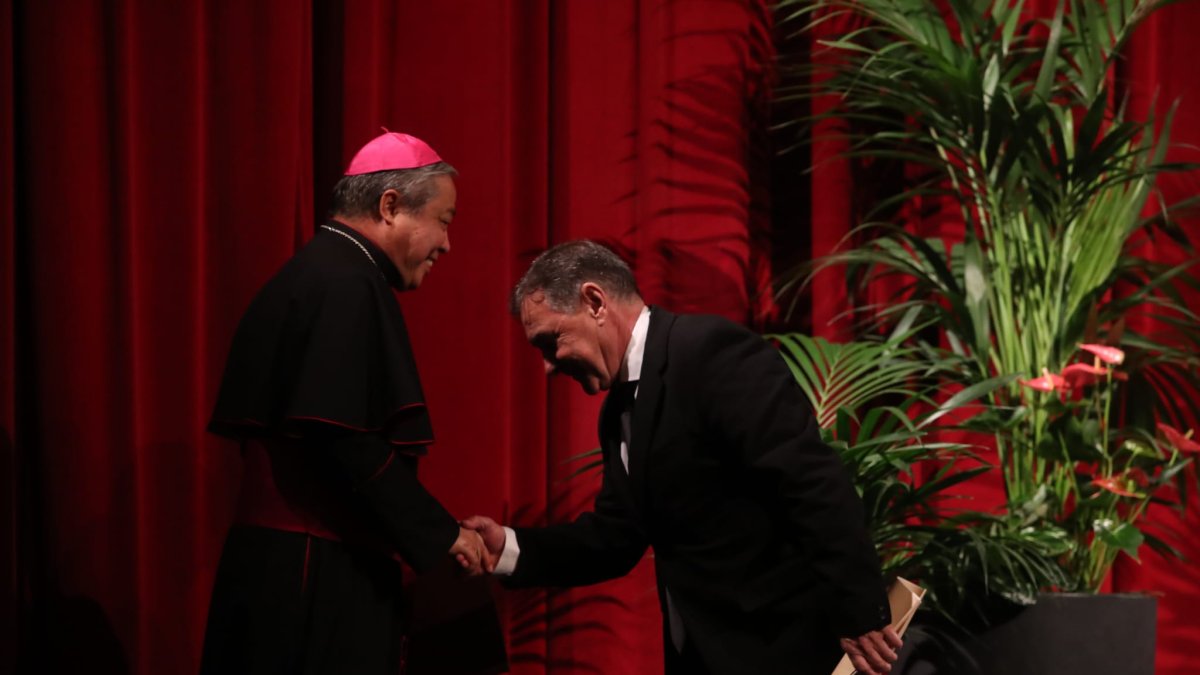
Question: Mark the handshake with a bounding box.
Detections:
[447,515,505,576]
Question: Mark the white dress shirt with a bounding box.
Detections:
[493,307,685,650]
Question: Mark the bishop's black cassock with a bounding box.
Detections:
[201,221,482,675]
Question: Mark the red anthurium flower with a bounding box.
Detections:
[1157,423,1200,453]
[1061,362,1108,389]
[1091,476,1140,498]
[1019,368,1067,392]
[1080,343,1125,365]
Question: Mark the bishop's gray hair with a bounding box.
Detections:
[329,161,457,219]
[510,240,641,315]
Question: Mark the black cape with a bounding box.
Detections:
[201,221,507,675]
[209,220,433,448]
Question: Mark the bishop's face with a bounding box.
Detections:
[386,174,457,289]
[521,290,624,395]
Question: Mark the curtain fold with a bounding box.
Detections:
[12,1,312,673]
[1110,4,1200,673]
[4,1,1196,674]
[2,0,17,669]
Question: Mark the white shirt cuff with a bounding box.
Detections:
[494,526,520,576]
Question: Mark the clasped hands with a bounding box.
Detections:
[447,515,505,576]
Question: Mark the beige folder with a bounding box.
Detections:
[831,577,925,675]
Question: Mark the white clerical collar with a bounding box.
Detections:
[620,306,652,383]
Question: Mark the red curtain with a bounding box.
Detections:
[1,0,16,669]
[4,1,771,674]
[10,2,314,673]
[1110,5,1200,673]
[2,1,1197,674]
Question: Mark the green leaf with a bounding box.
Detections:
[961,234,991,359]
[1142,531,1184,561]
[1034,435,1065,462]
[955,405,1029,432]
[1033,0,1067,101]
[922,374,1019,427]
[563,447,602,463]
[1000,0,1027,55]
[1078,418,1104,454]
[1119,438,1157,459]
[1018,524,1075,556]
[836,407,854,444]
[1094,519,1144,561]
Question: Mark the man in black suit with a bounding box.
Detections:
[466,240,900,675]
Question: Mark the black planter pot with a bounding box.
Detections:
[895,593,1157,675]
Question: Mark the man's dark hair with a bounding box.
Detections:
[329,162,457,219]
[510,240,641,315]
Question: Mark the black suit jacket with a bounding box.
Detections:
[509,308,890,674]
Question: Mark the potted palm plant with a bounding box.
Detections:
[766,329,1069,623]
[773,0,1200,671]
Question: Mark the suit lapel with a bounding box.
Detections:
[597,389,629,485]
[628,307,674,511]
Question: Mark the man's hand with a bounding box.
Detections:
[449,527,489,575]
[461,515,506,571]
[839,626,902,675]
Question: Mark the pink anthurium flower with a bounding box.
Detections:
[1091,476,1140,498]
[1080,343,1125,365]
[1157,423,1200,453]
[1061,362,1108,389]
[1019,368,1067,392]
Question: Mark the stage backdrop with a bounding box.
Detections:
[1,1,1196,674]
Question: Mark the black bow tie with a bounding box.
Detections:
[609,380,639,411]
